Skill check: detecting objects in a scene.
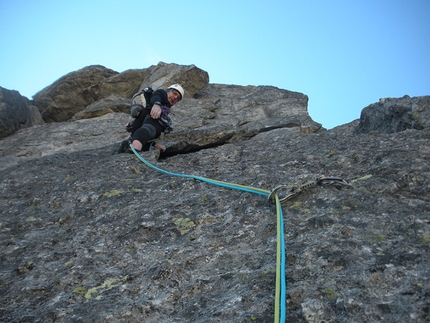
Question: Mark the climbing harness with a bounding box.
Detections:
[129,145,351,323]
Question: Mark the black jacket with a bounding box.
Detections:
[148,89,173,132]
[150,89,171,108]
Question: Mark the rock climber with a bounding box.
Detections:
[119,84,185,154]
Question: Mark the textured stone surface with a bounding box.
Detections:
[72,95,130,121]
[1,65,429,322]
[139,62,210,99]
[33,65,118,122]
[29,63,210,124]
[1,106,429,322]
[356,95,430,134]
[162,83,320,154]
[0,113,129,171]
[92,63,210,102]
[94,69,150,100]
[0,87,44,139]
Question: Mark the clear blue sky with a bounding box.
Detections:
[1,0,429,129]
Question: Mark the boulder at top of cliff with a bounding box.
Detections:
[33,65,118,123]
[94,68,150,100]
[31,63,210,124]
[0,87,44,139]
[139,62,209,98]
[69,63,210,123]
[356,95,430,133]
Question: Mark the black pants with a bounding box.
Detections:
[131,106,165,151]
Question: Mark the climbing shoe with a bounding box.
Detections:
[118,139,131,154]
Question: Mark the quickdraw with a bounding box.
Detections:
[268,176,352,205]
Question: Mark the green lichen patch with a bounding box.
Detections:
[324,151,337,158]
[351,174,372,183]
[324,289,337,300]
[73,287,87,295]
[290,201,303,209]
[367,235,386,243]
[84,276,128,301]
[103,190,125,197]
[174,218,196,235]
[64,260,74,266]
[420,235,430,244]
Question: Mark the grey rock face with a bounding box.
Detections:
[356,95,430,133]
[72,95,131,121]
[33,65,118,122]
[30,62,210,125]
[0,113,129,171]
[138,62,210,99]
[0,87,44,139]
[94,69,150,100]
[0,65,429,322]
[162,84,320,155]
[1,117,429,323]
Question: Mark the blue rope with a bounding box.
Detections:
[278,199,286,322]
[130,146,286,322]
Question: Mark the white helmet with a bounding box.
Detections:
[167,84,184,100]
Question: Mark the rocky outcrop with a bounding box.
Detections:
[0,87,44,139]
[356,95,430,133]
[0,63,317,152]
[32,63,210,124]
[137,62,210,98]
[0,65,429,322]
[164,84,320,154]
[94,69,150,100]
[33,65,118,122]
[72,95,130,121]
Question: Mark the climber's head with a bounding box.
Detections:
[167,84,184,105]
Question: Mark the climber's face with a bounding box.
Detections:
[167,90,181,105]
